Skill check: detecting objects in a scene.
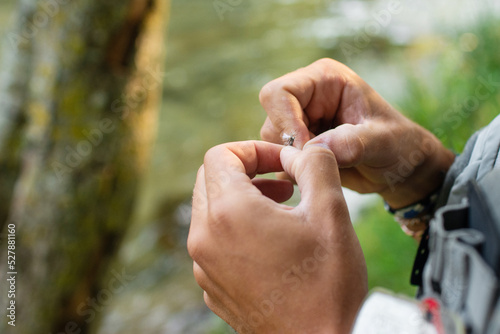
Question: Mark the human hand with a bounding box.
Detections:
[188,141,367,334]
[259,58,455,208]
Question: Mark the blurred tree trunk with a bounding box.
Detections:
[0,0,169,333]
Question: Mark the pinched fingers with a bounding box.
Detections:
[202,141,286,204]
[259,82,311,148]
[280,144,349,220]
[189,141,290,260]
[259,58,351,149]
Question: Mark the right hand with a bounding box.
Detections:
[259,58,455,208]
[188,141,367,334]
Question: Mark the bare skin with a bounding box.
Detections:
[188,142,367,333]
[259,58,455,208]
[188,58,455,333]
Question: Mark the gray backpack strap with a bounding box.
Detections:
[413,116,500,288]
[478,168,500,225]
[486,298,500,334]
[422,202,498,334]
[442,114,500,207]
[435,131,479,208]
[416,115,500,333]
[422,168,500,334]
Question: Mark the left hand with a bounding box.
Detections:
[188,141,367,334]
[258,58,455,209]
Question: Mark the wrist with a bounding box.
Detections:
[385,189,439,240]
[380,126,455,209]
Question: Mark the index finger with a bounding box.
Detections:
[259,72,312,148]
[259,58,348,148]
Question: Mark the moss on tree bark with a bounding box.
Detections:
[0,0,169,333]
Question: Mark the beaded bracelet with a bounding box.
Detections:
[384,191,440,239]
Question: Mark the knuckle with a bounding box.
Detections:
[193,264,210,292]
[192,191,207,212]
[313,58,353,85]
[208,201,233,228]
[208,194,248,234]
[314,57,336,67]
[314,57,346,72]
[203,291,213,307]
[316,59,349,84]
[313,58,343,76]
[203,291,219,313]
[187,230,207,263]
[259,79,285,105]
[192,262,204,280]
[187,233,202,260]
[206,172,231,200]
[258,81,274,104]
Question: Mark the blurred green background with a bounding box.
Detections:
[1,0,500,332]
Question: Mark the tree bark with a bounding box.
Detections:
[0,0,168,333]
[0,1,37,229]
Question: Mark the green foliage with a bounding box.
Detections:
[157,6,500,330]
[354,202,418,296]
[397,17,500,152]
[207,316,235,334]
[352,15,500,298]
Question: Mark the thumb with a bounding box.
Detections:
[306,123,368,168]
[306,121,397,169]
[280,144,347,213]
